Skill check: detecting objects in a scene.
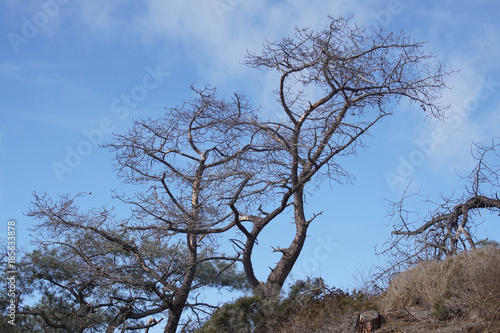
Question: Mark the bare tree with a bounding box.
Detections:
[105,85,261,332]
[228,16,450,298]
[19,192,246,333]
[378,137,500,285]
[16,16,453,331]
[16,86,257,333]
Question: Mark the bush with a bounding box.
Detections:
[197,296,266,333]
[198,278,376,333]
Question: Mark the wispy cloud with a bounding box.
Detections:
[129,1,375,81]
[392,66,500,190]
[0,61,67,79]
[75,0,146,41]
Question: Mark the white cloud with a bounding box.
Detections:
[34,0,498,173]
[128,0,378,82]
[410,64,499,178]
[0,61,75,90]
[78,1,116,32]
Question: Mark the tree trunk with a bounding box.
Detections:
[164,233,199,333]
[356,310,381,333]
[164,307,182,333]
[257,188,309,299]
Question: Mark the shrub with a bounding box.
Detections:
[197,296,266,333]
[198,278,376,333]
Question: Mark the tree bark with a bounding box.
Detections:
[164,306,183,333]
[262,189,309,298]
[356,310,381,333]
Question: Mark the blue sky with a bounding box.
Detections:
[1,0,500,315]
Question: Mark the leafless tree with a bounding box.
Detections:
[18,86,256,333]
[20,192,246,333]
[16,16,454,331]
[227,16,450,298]
[377,137,500,286]
[105,85,261,332]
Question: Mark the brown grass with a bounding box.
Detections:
[379,246,500,321]
[197,247,500,332]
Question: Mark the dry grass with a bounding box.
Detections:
[198,247,500,332]
[379,246,500,321]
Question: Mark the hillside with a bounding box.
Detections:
[198,246,500,332]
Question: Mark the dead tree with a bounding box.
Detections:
[106,86,259,332]
[378,137,500,285]
[21,87,256,333]
[23,192,244,333]
[230,16,450,298]
[20,17,453,330]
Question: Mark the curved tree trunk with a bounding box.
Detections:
[164,233,198,333]
[245,188,310,299]
[164,306,183,333]
[264,189,309,297]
